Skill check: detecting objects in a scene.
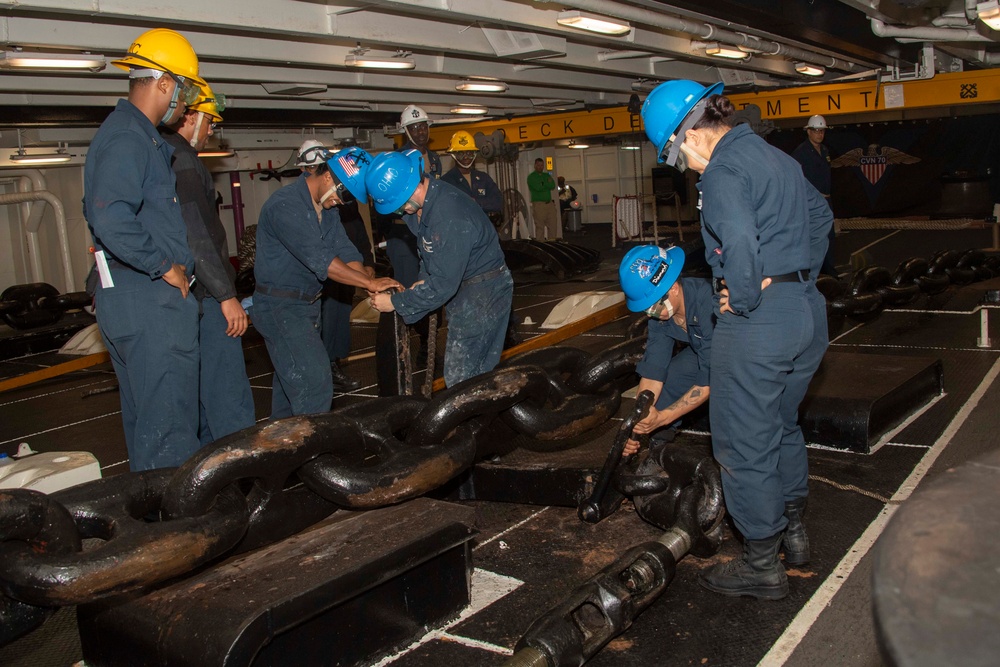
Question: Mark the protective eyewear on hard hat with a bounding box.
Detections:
[204,93,228,113]
[298,145,332,166]
[170,75,201,106]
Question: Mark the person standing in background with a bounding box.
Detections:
[161,82,255,443]
[792,115,837,277]
[527,158,559,241]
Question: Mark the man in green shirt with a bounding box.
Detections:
[527,157,559,241]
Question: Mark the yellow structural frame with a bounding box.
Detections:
[426,69,1000,150]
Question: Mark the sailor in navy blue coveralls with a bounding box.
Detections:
[440,165,503,218]
[161,120,254,444]
[254,173,396,418]
[85,98,202,472]
[372,178,513,387]
[627,277,716,451]
[699,123,832,544]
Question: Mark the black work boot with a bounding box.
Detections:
[330,360,361,392]
[782,497,810,566]
[700,533,788,600]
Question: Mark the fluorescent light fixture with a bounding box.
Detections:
[568,141,589,149]
[978,1,1000,29]
[450,105,488,115]
[345,51,415,70]
[9,149,72,164]
[198,149,235,158]
[704,43,749,60]
[0,50,105,71]
[620,144,640,150]
[556,10,631,36]
[795,62,826,76]
[456,79,508,93]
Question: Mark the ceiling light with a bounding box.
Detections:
[450,105,488,115]
[795,63,826,76]
[9,149,72,164]
[620,144,640,151]
[978,1,1000,30]
[456,79,508,93]
[704,43,749,60]
[345,48,415,70]
[568,141,589,149]
[197,149,235,158]
[0,50,105,71]
[556,10,631,36]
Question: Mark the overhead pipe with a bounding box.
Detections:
[870,17,993,42]
[534,0,863,72]
[937,43,1000,65]
[0,190,76,292]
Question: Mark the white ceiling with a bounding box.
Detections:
[0,0,997,142]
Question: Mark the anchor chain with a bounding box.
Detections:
[0,337,648,643]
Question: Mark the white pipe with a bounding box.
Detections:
[2,170,47,282]
[870,17,993,42]
[0,190,76,292]
[534,0,862,72]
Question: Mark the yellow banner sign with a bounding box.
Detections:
[426,69,1000,149]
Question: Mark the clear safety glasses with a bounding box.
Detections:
[644,294,673,320]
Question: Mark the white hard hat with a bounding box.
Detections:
[400,105,430,128]
[805,115,828,130]
[296,139,326,166]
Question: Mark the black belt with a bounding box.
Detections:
[712,270,809,294]
[255,284,322,303]
[768,269,810,283]
[462,265,508,287]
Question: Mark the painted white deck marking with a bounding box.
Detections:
[475,506,550,551]
[0,411,120,446]
[760,355,1000,666]
[370,568,524,665]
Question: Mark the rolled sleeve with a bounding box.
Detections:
[635,320,677,382]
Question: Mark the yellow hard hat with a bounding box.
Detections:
[112,28,206,88]
[448,130,478,153]
[188,83,225,123]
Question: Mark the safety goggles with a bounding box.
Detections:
[298,145,333,167]
[331,173,356,205]
[393,199,420,217]
[643,293,673,320]
[203,92,228,114]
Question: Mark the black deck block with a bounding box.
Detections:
[463,436,610,506]
[77,498,476,667]
[801,352,943,453]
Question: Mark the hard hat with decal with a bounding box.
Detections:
[296,139,327,167]
[400,105,430,128]
[327,146,374,202]
[365,149,425,215]
[112,28,206,88]
[618,245,685,312]
[806,114,828,130]
[640,80,724,166]
[448,130,478,153]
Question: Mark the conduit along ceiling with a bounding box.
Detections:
[0,0,998,154]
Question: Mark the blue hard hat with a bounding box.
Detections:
[619,245,685,312]
[641,80,724,164]
[328,146,373,202]
[366,149,425,215]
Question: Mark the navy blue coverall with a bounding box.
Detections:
[321,198,374,362]
[635,277,715,421]
[84,99,201,471]
[253,175,362,418]
[440,166,503,215]
[162,129,255,443]
[390,179,513,386]
[699,123,832,542]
